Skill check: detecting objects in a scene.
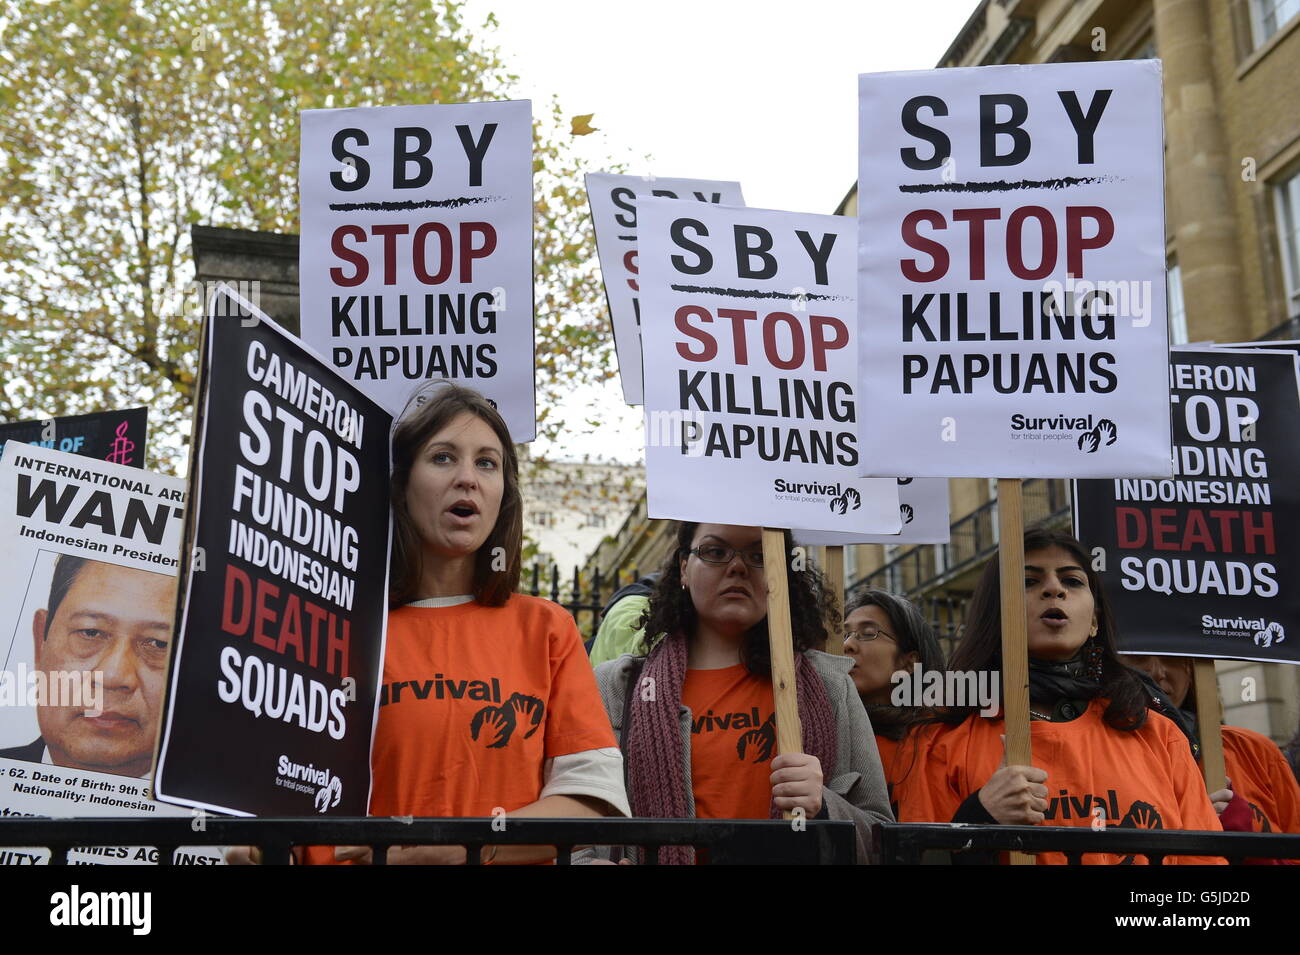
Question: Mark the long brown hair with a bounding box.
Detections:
[388,384,522,607]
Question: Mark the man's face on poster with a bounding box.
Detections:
[31,561,177,778]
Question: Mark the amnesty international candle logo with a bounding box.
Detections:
[104,421,136,466]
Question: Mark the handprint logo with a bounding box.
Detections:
[1077,418,1118,453]
[1254,622,1285,648]
[1116,798,1163,864]
[900,503,914,525]
[314,776,342,814]
[1118,800,1163,830]
[506,693,545,741]
[736,713,777,763]
[470,705,516,749]
[828,487,861,514]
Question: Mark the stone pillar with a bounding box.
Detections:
[1152,0,1248,342]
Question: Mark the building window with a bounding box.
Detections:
[1276,168,1300,318]
[585,512,606,528]
[533,511,552,528]
[1251,0,1300,48]
[1167,261,1188,344]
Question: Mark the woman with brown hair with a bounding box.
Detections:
[893,525,1225,865]
[591,521,892,864]
[233,383,628,864]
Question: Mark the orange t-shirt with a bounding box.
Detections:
[681,665,775,819]
[894,700,1226,865]
[1222,725,1300,834]
[306,595,616,864]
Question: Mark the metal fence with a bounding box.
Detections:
[874,822,1300,865]
[0,817,855,866]
[522,563,647,643]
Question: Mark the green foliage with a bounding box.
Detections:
[0,0,615,472]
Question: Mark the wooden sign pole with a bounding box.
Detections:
[1191,659,1226,791]
[763,528,802,820]
[824,544,845,654]
[995,478,1033,865]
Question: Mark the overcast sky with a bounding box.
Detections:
[459,0,981,461]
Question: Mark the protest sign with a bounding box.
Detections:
[857,60,1171,478]
[300,100,535,438]
[1074,347,1300,663]
[795,477,950,546]
[0,408,148,468]
[638,197,899,533]
[0,443,220,864]
[585,172,745,404]
[155,287,392,816]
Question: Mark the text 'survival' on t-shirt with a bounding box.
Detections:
[681,664,776,820]
[893,700,1227,865]
[306,595,616,864]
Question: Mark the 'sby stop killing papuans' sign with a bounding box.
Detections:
[586,172,745,405]
[300,100,535,438]
[856,60,1171,479]
[637,197,899,533]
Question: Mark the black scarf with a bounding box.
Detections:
[1027,651,1100,706]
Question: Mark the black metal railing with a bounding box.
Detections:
[874,822,1300,865]
[0,817,855,866]
[522,563,645,643]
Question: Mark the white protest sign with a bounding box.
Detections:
[586,173,745,404]
[639,197,899,532]
[0,443,221,865]
[795,477,950,545]
[300,100,536,438]
[857,60,1171,478]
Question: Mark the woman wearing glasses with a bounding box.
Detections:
[841,590,944,812]
[590,521,893,864]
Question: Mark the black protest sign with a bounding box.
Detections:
[0,408,148,468]
[155,289,391,816]
[1075,348,1300,663]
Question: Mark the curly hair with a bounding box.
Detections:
[638,522,839,675]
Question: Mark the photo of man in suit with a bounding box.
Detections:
[0,555,176,778]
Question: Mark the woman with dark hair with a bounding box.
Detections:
[590,521,893,864]
[1128,654,1300,836]
[841,589,944,808]
[233,383,628,864]
[893,525,1225,865]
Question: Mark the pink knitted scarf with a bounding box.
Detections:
[624,630,837,865]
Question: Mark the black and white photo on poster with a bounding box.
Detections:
[585,172,745,405]
[1074,348,1300,664]
[857,60,1171,478]
[0,443,219,864]
[637,197,899,533]
[154,287,392,817]
[299,100,536,439]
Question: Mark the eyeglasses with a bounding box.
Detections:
[689,544,765,568]
[843,625,895,644]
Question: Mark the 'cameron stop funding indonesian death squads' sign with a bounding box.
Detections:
[155,288,391,817]
[1075,348,1300,665]
[300,100,536,439]
[638,198,899,533]
[857,60,1171,478]
[585,172,745,405]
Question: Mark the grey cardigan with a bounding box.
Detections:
[589,649,894,863]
